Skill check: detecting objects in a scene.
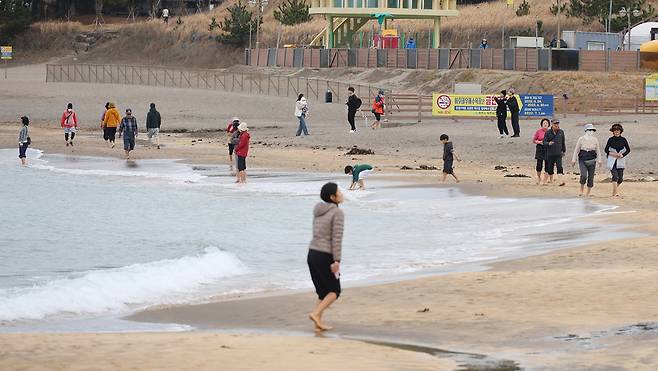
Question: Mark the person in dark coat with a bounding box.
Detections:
[494,90,508,137]
[543,119,566,186]
[506,88,521,137]
[146,103,162,149]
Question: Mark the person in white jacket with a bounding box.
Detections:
[571,123,601,197]
[294,94,309,137]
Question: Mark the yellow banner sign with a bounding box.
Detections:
[433,93,499,117]
[645,73,658,101]
[1,46,12,60]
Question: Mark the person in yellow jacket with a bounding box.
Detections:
[102,102,121,148]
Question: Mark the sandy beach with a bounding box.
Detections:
[2,63,658,370]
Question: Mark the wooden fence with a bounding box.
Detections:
[45,63,384,105]
[246,48,658,73]
[46,64,658,125]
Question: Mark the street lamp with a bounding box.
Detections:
[249,0,268,49]
[619,7,641,50]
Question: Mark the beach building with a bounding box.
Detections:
[308,0,458,48]
[561,31,621,51]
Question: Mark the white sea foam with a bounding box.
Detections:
[0,248,246,322]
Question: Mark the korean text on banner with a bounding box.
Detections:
[432,93,553,117]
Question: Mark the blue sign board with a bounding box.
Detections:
[520,94,554,117]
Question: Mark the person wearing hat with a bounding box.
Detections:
[479,38,488,49]
[234,122,251,183]
[226,117,240,164]
[18,116,30,166]
[60,102,79,147]
[146,103,162,149]
[571,124,602,197]
[118,108,138,160]
[370,90,385,130]
[543,119,566,186]
[604,123,631,197]
[103,102,121,148]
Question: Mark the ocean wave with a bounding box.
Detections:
[0,247,246,322]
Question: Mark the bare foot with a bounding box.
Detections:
[308,313,331,331]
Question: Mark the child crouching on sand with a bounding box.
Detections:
[440,134,461,183]
[307,182,344,332]
[345,163,373,190]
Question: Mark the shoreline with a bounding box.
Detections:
[3,126,658,369]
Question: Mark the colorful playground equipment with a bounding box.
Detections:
[308,0,458,49]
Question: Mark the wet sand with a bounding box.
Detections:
[2,65,658,369]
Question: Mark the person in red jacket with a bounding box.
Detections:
[60,102,79,147]
[370,90,385,130]
[235,122,251,184]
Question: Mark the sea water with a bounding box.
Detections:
[0,148,629,330]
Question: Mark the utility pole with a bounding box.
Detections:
[250,0,267,49]
[556,0,561,49]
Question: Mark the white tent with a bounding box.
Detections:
[625,22,658,50]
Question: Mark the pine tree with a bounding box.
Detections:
[516,0,530,16]
[273,0,311,26]
[218,2,261,46]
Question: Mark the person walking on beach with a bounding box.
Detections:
[571,124,601,197]
[495,90,509,138]
[226,117,240,165]
[506,88,521,137]
[18,116,30,166]
[294,94,310,137]
[146,103,162,149]
[345,163,373,190]
[440,134,461,183]
[370,90,385,130]
[543,119,566,186]
[605,123,631,198]
[118,108,138,160]
[102,102,120,148]
[60,103,79,147]
[532,118,550,185]
[235,122,250,183]
[346,87,362,133]
[308,182,344,332]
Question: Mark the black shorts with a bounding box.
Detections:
[237,156,246,171]
[443,159,454,174]
[374,112,381,121]
[104,127,117,142]
[307,249,340,300]
[228,143,235,156]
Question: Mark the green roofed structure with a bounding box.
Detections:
[308,0,458,48]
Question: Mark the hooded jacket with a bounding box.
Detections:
[146,108,161,129]
[235,131,250,157]
[309,203,344,262]
[103,104,121,128]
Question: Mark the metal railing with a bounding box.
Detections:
[45,63,385,105]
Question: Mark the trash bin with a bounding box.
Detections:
[325,90,332,103]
